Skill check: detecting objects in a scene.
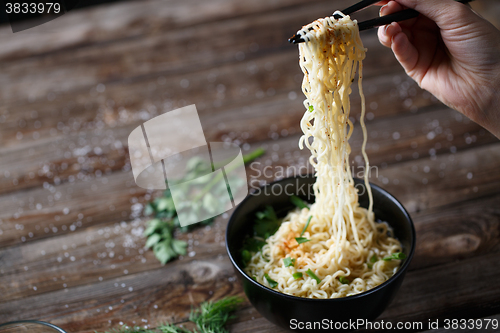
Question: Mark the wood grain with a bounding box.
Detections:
[1,0,499,331]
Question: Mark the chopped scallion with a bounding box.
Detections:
[300,216,312,237]
[339,276,350,284]
[383,252,407,261]
[295,237,310,244]
[264,273,278,288]
[283,257,295,267]
[306,269,321,284]
[293,272,303,279]
[308,105,314,112]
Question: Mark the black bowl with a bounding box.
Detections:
[226,174,415,332]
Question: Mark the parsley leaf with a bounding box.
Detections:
[290,195,309,209]
[144,149,265,264]
[253,205,282,239]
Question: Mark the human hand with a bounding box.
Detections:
[376,0,500,138]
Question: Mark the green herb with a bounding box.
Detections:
[308,105,314,112]
[240,238,266,267]
[306,269,321,284]
[98,296,244,333]
[339,276,350,284]
[290,195,309,209]
[158,324,192,333]
[295,237,310,244]
[264,273,278,288]
[241,250,252,266]
[367,254,378,269]
[144,149,265,264]
[293,272,303,279]
[253,205,281,239]
[383,252,407,261]
[283,257,295,267]
[300,216,312,237]
[241,237,266,253]
[189,296,244,333]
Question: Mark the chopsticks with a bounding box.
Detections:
[289,0,474,44]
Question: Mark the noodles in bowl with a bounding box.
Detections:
[242,12,405,299]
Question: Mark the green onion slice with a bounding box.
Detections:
[295,237,310,244]
[283,257,295,267]
[306,269,321,284]
[264,273,278,288]
[339,276,350,284]
[300,216,312,237]
[382,252,407,261]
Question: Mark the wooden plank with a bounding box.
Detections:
[1,108,498,248]
[377,252,500,325]
[2,191,499,303]
[409,193,500,271]
[0,213,230,301]
[0,253,243,332]
[0,0,338,60]
[0,35,407,147]
[2,76,493,197]
[0,1,382,105]
[373,142,500,213]
[1,245,499,332]
[0,169,145,248]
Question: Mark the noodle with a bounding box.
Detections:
[244,12,403,298]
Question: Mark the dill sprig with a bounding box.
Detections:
[97,296,244,333]
[189,296,244,333]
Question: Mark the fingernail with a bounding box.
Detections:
[380,4,388,16]
[385,23,395,36]
[384,24,391,35]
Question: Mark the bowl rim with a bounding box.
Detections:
[226,174,416,302]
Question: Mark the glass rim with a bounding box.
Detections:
[0,320,67,333]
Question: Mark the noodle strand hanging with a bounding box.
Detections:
[245,12,403,299]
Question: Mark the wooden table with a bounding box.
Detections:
[1,0,499,332]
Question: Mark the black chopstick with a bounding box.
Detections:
[359,0,473,31]
[290,0,380,44]
[289,0,474,44]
